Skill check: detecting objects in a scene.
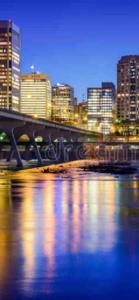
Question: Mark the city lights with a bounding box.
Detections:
[1,21,139,137]
[1,1,139,299]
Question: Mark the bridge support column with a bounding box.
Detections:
[7,147,14,162]
[0,121,25,168]
[9,129,23,168]
[29,131,42,164]
[15,125,43,165]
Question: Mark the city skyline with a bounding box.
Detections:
[1,3,139,300]
[0,20,20,110]
[1,0,139,99]
[1,19,139,134]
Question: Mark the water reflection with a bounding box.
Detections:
[0,178,12,291]
[0,172,139,299]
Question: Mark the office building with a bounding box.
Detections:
[78,101,88,129]
[87,82,115,134]
[0,20,20,111]
[117,55,139,121]
[20,73,51,119]
[52,84,74,123]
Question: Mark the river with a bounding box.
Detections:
[0,165,139,299]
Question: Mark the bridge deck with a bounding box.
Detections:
[0,109,99,136]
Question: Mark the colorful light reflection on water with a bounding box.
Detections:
[0,170,139,299]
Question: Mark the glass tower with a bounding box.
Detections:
[0,20,20,111]
[117,55,139,121]
[88,82,115,134]
[20,73,52,119]
[52,84,74,123]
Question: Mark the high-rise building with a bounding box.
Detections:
[117,55,139,121]
[78,101,88,129]
[0,20,20,111]
[87,82,115,134]
[73,97,79,124]
[20,73,51,119]
[52,84,74,123]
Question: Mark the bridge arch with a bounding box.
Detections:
[18,134,30,142]
[35,135,44,143]
[0,131,9,142]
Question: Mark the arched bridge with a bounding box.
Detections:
[0,109,100,168]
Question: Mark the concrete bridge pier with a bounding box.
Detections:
[29,130,43,164]
[9,128,23,168]
[46,129,72,162]
[15,125,46,165]
[7,146,14,163]
[5,124,45,167]
[0,121,25,168]
[44,132,60,161]
[54,131,84,162]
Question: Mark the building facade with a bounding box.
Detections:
[88,82,115,134]
[78,101,88,129]
[117,55,139,122]
[73,99,88,129]
[0,20,20,111]
[52,84,74,123]
[20,73,51,119]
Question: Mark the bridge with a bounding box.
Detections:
[0,109,99,168]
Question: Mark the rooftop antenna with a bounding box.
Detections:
[30,65,35,73]
[82,93,85,102]
[30,65,37,82]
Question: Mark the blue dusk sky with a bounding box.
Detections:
[1,0,139,100]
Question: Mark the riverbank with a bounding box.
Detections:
[0,159,138,177]
[17,160,138,175]
[1,160,139,300]
[18,160,94,173]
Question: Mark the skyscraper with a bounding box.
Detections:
[117,55,139,121]
[20,73,51,119]
[78,101,88,129]
[0,20,20,111]
[52,84,74,123]
[87,82,115,134]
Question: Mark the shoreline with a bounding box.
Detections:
[0,159,138,176]
[18,160,139,175]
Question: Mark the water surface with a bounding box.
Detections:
[0,168,139,299]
